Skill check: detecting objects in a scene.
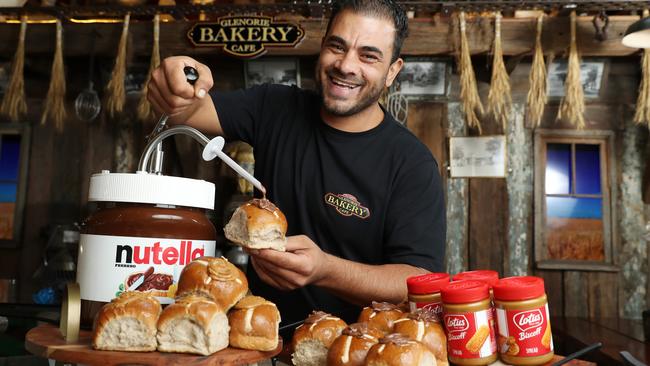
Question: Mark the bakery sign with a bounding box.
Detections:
[187,15,305,58]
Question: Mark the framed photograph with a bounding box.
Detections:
[450,136,507,178]
[396,58,448,99]
[245,58,300,88]
[547,59,606,99]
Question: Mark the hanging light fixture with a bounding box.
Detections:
[623,15,650,48]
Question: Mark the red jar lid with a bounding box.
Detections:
[407,273,450,295]
[493,276,546,301]
[441,280,489,304]
[452,270,499,288]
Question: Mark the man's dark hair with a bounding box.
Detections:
[325,0,409,63]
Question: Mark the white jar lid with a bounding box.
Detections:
[88,171,215,210]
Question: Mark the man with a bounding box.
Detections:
[147,0,445,325]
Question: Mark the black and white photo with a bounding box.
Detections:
[547,60,606,98]
[396,59,447,99]
[245,58,300,88]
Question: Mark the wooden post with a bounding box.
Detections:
[506,103,532,276]
[446,102,468,274]
[619,117,648,319]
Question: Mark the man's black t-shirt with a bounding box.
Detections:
[213,84,445,324]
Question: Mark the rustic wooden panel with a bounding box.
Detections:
[535,270,564,318]
[587,272,618,320]
[468,116,507,276]
[564,271,589,318]
[0,15,641,57]
[406,102,446,176]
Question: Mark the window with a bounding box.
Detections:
[0,124,30,247]
[534,130,617,271]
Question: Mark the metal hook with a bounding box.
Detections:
[592,10,610,42]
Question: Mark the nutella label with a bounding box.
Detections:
[409,301,443,321]
[77,234,215,304]
[443,309,497,359]
[496,304,553,358]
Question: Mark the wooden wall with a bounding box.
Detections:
[0,44,644,323]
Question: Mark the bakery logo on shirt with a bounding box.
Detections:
[324,193,370,219]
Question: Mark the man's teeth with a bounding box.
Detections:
[331,77,358,89]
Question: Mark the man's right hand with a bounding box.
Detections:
[147,56,222,135]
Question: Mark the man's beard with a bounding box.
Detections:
[316,66,385,117]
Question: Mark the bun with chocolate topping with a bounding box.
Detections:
[175,256,248,312]
[224,198,287,251]
[327,323,384,366]
[291,311,348,366]
[357,301,406,334]
[365,333,437,366]
[392,308,448,366]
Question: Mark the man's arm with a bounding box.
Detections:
[248,235,428,306]
[147,56,223,135]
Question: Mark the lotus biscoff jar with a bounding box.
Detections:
[406,273,450,321]
[76,171,217,326]
[441,280,497,365]
[493,276,554,365]
[453,270,499,293]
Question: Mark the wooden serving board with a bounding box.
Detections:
[25,324,282,366]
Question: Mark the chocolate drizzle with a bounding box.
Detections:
[371,301,399,312]
[343,323,373,337]
[407,308,438,323]
[250,198,278,213]
[379,333,413,345]
[304,310,331,324]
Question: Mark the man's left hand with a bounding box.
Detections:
[248,235,330,291]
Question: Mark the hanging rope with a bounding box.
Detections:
[106,13,130,118]
[41,19,67,132]
[137,13,160,122]
[457,11,484,134]
[487,11,511,131]
[634,10,650,128]
[527,14,547,128]
[557,11,586,129]
[0,16,27,122]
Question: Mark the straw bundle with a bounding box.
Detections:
[0,17,27,122]
[41,19,66,132]
[634,10,650,127]
[106,13,130,118]
[137,14,160,122]
[527,14,547,128]
[557,11,585,129]
[457,12,484,134]
[487,12,511,130]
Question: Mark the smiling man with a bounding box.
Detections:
[147,0,446,326]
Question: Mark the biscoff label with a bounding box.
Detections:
[444,309,497,359]
[409,301,443,321]
[77,234,215,304]
[496,304,554,357]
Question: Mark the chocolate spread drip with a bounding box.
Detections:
[379,333,413,345]
[305,310,331,324]
[250,198,278,213]
[407,308,438,322]
[343,323,373,337]
[371,301,399,312]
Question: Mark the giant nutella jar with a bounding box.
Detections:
[77,171,217,327]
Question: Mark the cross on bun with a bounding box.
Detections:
[365,333,437,366]
[92,291,161,352]
[175,256,248,311]
[357,301,406,334]
[326,322,384,366]
[224,198,287,251]
[156,294,229,355]
[291,311,348,366]
[228,295,281,351]
[392,308,448,366]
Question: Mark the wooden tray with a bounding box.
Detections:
[25,323,282,366]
